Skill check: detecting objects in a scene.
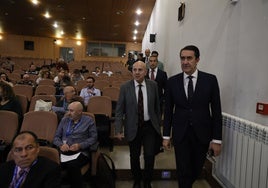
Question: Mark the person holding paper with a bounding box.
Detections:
[53,101,98,188]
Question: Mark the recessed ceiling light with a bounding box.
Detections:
[134,21,140,26]
[136,9,142,15]
[0,35,3,40]
[44,11,51,19]
[134,29,138,34]
[133,36,137,40]
[31,0,40,5]
[53,22,58,28]
[60,30,64,35]
[76,41,82,46]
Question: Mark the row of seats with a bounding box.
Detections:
[0,110,101,182]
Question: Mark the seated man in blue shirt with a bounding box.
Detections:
[53,101,98,188]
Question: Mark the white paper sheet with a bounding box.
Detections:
[60,152,81,162]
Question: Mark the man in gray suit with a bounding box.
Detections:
[115,61,161,188]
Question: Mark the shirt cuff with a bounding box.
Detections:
[212,139,222,144]
[163,136,170,140]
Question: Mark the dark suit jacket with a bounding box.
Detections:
[0,156,61,188]
[163,71,222,145]
[115,79,161,141]
[146,68,168,102]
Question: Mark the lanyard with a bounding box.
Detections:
[65,119,82,137]
[10,160,37,188]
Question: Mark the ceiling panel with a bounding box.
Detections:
[0,0,156,42]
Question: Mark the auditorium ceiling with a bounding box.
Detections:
[0,0,156,42]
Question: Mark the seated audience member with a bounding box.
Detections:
[26,63,39,75]
[0,72,14,87]
[79,76,101,106]
[92,66,101,76]
[17,73,36,87]
[52,86,84,122]
[55,75,72,98]
[0,131,61,188]
[70,69,84,85]
[102,70,113,77]
[0,81,23,124]
[53,101,98,188]
[53,69,67,84]
[0,57,15,73]
[80,66,89,74]
[56,59,69,72]
[36,70,52,85]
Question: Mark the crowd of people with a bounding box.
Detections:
[0,45,222,188]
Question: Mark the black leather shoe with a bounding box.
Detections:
[133,180,141,188]
[144,181,152,188]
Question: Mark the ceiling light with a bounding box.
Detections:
[0,35,3,40]
[134,29,138,34]
[133,36,137,40]
[136,9,142,15]
[60,30,64,35]
[53,22,58,28]
[55,40,62,45]
[43,11,51,19]
[134,21,140,26]
[76,41,82,46]
[31,0,40,5]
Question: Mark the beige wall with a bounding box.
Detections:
[0,34,141,63]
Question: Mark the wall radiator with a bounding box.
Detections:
[212,113,268,188]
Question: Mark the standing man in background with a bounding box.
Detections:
[115,61,161,188]
[163,45,222,188]
[144,49,151,64]
[146,55,167,117]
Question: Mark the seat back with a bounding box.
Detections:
[0,111,19,144]
[87,96,112,118]
[102,87,120,101]
[38,79,55,86]
[35,85,56,95]
[7,146,60,164]
[20,111,58,143]
[28,95,56,111]
[94,80,110,92]
[16,94,28,115]
[75,80,88,94]
[13,85,33,101]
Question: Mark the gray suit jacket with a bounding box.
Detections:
[115,79,161,141]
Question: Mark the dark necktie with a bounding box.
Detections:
[138,84,144,127]
[151,69,155,80]
[187,75,194,101]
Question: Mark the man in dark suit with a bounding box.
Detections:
[146,55,168,116]
[0,131,61,188]
[163,45,222,188]
[115,61,161,188]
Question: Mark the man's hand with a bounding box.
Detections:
[60,143,69,152]
[209,142,222,157]
[162,139,171,150]
[69,143,81,151]
[114,133,124,141]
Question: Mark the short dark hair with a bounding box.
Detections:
[12,131,38,147]
[86,76,95,82]
[151,51,159,56]
[0,81,16,101]
[180,45,200,59]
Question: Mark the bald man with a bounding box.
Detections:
[144,49,151,64]
[53,101,98,188]
[115,61,161,188]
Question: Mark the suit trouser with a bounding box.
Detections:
[61,153,90,188]
[128,121,157,182]
[174,126,209,188]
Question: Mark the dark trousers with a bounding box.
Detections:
[174,126,209,188]
[61,153,90,188]
[128,121,157,183]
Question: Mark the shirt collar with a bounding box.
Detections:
[183,69,198,80]
[134,79,145,87]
